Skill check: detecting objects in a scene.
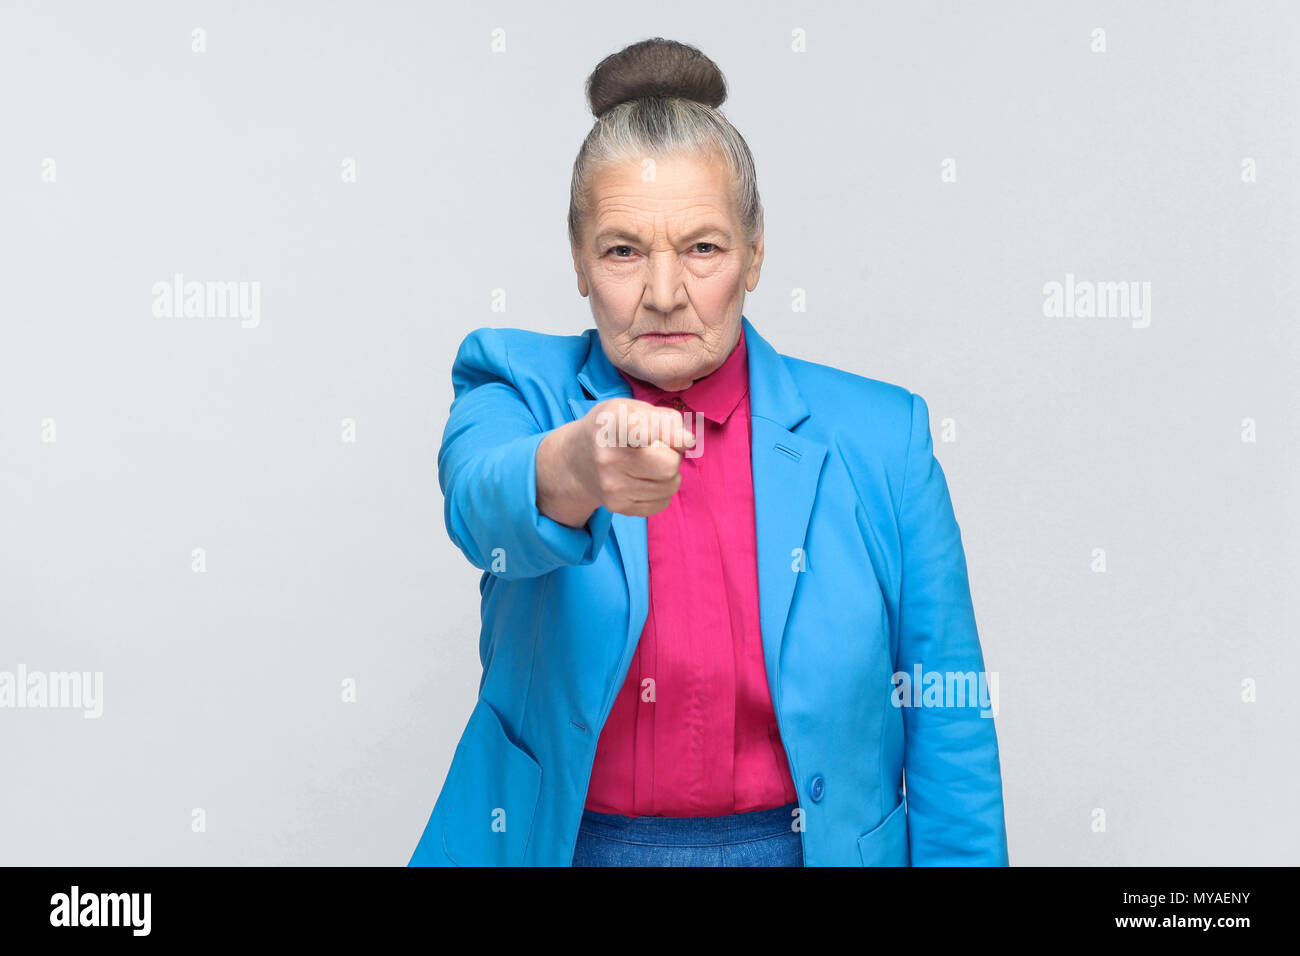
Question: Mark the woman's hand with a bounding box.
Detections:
[537,398,695,527]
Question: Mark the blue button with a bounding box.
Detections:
[809,776,825,802]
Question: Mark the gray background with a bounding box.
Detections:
[1,0,1296,865]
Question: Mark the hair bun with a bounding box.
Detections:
[586,37,727,118]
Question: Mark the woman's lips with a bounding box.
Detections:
[640,332,695,343]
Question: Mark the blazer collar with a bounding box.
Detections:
[574,315,810,430]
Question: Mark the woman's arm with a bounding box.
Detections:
[437,328,614,579]
[895,391,1011,866]
[536,420,602,529]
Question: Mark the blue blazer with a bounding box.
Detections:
[409,316,1009,866]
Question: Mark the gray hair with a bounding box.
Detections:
[567,39,763,253]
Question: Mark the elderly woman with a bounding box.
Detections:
[409,38,1009,867]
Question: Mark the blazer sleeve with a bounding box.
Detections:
[895,391,1010,865]
[437,327,614,580]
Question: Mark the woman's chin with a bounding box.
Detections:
[626,353,702,387]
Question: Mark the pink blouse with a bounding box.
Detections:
[583,326,799,816]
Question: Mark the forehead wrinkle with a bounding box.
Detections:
[592,199,734,247]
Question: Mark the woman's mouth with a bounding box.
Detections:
[640,332,695,344]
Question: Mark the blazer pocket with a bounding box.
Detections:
[440,697,543,866]
[856,798,909,866]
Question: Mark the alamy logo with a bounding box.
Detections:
[891,666,999,718]
[50,886,151,936]
[0,665,102,718]
[1042,272,1151,328]
[152,272,261,328]
[595,404,703,458]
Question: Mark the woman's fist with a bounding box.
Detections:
[536,397,695,527]
[582,398,695,517]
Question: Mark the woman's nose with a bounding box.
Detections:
[645,253,687,309]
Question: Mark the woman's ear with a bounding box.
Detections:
[571,246,590,297]
[744,227,765,293]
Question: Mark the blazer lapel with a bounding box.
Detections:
[570,343,648,668]
[741,317,827,707]
[569,317,826,712]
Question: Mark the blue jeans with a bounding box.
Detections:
[571,801,804,866]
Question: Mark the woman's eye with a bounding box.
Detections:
[606,243,716,258]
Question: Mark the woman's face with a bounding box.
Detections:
[571,151,764,392]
